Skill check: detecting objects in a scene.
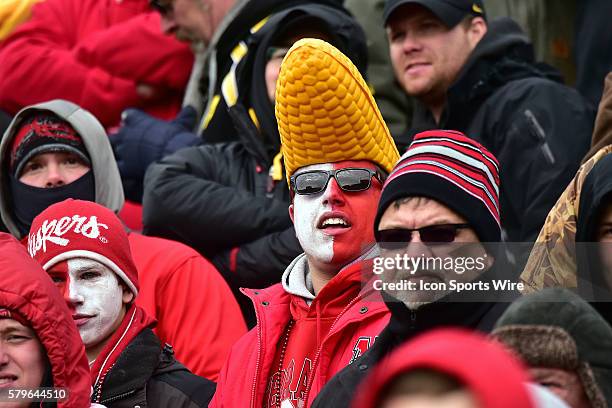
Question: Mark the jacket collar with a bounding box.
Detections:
[281,246,379,301]
[98,328,160,404]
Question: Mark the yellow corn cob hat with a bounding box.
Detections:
[275,38,400,185]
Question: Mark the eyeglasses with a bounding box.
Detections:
[149,0,173,16]
[290,168,383,195]
[376,224,471,248]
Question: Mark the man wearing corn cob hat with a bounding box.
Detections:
[210,38,400,408]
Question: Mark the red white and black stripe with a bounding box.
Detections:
[375,130,501,243]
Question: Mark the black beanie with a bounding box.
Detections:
[11,113,90,177]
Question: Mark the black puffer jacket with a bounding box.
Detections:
[411,18,594,244]
[98,328,215,407]
[142,4,368,298]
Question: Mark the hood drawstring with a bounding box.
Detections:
[316,301,322,348]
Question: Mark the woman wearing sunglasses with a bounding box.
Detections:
[312,129,520,408]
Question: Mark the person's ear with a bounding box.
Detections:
[289,204,295,224]
[467,17,487,50]
[120,283,134,305]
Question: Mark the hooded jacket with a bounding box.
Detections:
[311,262,511,408]
[492,288,612,408]
[210,252,390,408]
[0,0,193,128]
[191,0,347,137]
[0,232,91,407]
[411,17,594,243]
[142,3,368,298]
[519,145,612,329]
[351,328,534,408]
[575,154,612,323]
[0,99,246,380]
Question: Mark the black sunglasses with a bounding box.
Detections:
[290,168,383,195]
[149,0,172,15]
[376,223,471,248]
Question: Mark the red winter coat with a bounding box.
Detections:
[0,233,91,407]
[0,0,193,128]
[129,232,247,381]
[210,259,390,408]
[352,328,535,408]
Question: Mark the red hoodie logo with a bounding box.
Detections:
[28,215,109,257]
[349,336,378,364]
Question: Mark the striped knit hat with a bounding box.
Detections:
[374,130,501,242]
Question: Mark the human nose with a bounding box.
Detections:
[161,14,177,34]
[44,163,65,188]
[403,232,434,258]
[322,176,346,207]
[65,280,84,308]
[0,343,9,366]
[401,30,423,54]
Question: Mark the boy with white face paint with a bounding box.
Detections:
[210,39,400,408]
[57,258,132,360]
[28,199,215,407]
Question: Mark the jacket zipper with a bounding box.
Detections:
[302,291,375,405]
[100,389,137,404]
[249,291,265,408]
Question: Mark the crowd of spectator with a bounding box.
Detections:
[0,0,611,407]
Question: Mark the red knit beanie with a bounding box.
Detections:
[27,199,138,295]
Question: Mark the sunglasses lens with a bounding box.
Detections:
[336,169,372,191]
[420,225,457,243]
[377,229,412,250]
[294,172,328,194]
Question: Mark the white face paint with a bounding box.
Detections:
[292,163,335,265]
[48,258,125,349]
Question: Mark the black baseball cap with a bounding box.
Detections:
[383,0,486,27]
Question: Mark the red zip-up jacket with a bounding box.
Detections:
[210,259,390,408]
[0,0,193,128]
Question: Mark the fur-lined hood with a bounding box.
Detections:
[492,288,612,407]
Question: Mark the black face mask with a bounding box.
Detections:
[10,171,95,237]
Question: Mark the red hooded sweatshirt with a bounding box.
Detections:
[0,233,91,407]
[352,328,535,408]
[211,254,390,408]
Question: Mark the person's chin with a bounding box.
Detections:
[388,290,444,309]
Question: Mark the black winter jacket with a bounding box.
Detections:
[98,328,215,408]
[142,3,367,293]
[311,298,508,408]
[311,256,517,408]
[410,18,595,244]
